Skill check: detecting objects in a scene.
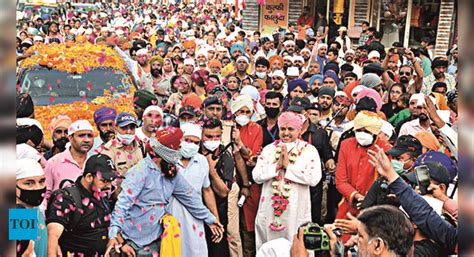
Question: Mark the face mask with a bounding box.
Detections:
[355,131,374,146]
[265,107,280,119]
[255,71,266,79]
[17,186,46,206]
[53,137,69,150]
[203,140,221,151]
[179,121,190,127]
[180,141,200,158]
[116,133,135,145]
[235,115,250,126]
[391,159,405,175]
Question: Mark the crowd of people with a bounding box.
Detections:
[15,1,458,257]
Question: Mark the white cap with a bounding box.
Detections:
[283,55,293,62]
[67,120,94,136]
[270,70,285,79]
[136,48,148,56]
[300,48,311,54]
[351,85,367,97]
[283,40,295,46]
[409,93,425,105]
[181,123,202,140]
[17,143,41,162]
[33,36,43,42]
[380,120,394,138]
[368,50,380,59]
[317,43,328,50]
[183,58,196,67]
[338,26,348,32]
[17,118,43,133]
[236,56,249,64]
[256,237,292,257]
[345,49,355,55]
[293,55,304,63]
[17,158,44,180]
[335,91,348,97]
[196,48,208,59]
[143,105,163,118]
[286,67,299,77]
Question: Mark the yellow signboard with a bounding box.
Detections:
[259,0,289,37]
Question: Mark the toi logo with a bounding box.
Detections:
[9,209,38,240]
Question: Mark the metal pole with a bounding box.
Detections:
[326,0,330,42]
[403,0,413,48]
[376,0,381,31]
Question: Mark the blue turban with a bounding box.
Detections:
[230,44,245,55]
[323,71,340,86]
[309,74,324,86]
[93,107,117,126]
[414,151,457,181]
[288,78,308,93]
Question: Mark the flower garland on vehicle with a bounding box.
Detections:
[269,140,303,232]
[20,42,127,74]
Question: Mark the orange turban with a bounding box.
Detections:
[182,93,203,110]
[389,54,399,63]
[208,59,222,68]
[254,79,267,90]
[269,55,284,70]
[415,131,441,152]
[183,40,196,49]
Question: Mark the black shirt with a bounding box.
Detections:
[381,103,404,120]
[207,145,234,225]
[360,178,400,209]
[301,122,333,164]
[257,118,280,148]
[46,179,111,256]
[414,239,442,257]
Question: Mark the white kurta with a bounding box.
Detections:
[253,139,322,251]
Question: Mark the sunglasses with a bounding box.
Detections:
[399,72,411,76]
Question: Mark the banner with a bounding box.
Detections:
[259,0,289,37]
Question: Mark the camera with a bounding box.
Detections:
[301,223,330,251]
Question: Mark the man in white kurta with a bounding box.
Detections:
[253,112,322,251]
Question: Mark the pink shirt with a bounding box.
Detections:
[44,147,84,199]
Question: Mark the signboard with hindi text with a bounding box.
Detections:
[259,0,289,37]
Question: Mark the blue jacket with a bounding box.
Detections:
[388,177,457,254]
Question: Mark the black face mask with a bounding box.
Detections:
[17,186,46,206]
[265,107,280,119]
[53,137,69,151]
[311,87,319,97]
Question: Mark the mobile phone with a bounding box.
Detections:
[390,47,404,54]
[415,165,431,195]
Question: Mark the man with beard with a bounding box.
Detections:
[342,49,363,77]
[399,95,433,137]
[183,58,195,75]
[383,49,423,94]
[421,57,456,95]
[44,115,73,160]
[269,70,286,96]
[90,107,117,156]
[258,91,283,147]
[113,44,152,89]
[46,154,122,257]
[136,106,164,144]
[317,86,336,127]
[196,48,209,70]
[44,120,94,198]
[447,46,458,76]
[150,56,164,85]
[183,40,196,58]
[314,43,328,74]
[300,48,312,66]
[282,40,296,56]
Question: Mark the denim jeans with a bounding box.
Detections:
[127,239,161,257]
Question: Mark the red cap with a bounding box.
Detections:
[154,127,183,150]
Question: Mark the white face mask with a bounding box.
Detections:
[355,131,374,146]
[255,71,266,79]
[235,114,250,126]
[203,140,221,151]
[116,133,135,145]
[180,141,200,158]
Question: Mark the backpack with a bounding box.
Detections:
[47,179,83,232]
